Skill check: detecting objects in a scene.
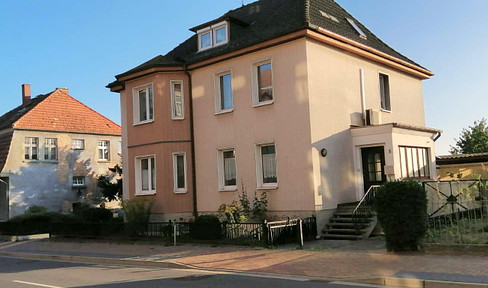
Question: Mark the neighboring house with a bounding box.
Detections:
[107,0,440,227]
[437,153,488,180]
[0,85,121,220]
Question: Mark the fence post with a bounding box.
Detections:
[173,222,177,246]
[298,219,304,249]
[262,220,268,246]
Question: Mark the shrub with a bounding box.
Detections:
[121,198,154,223]
[25,205,48,214]
[375,181,428,251]
[190,214,222,240]
[0,212,79,235]
[74,207,113,223]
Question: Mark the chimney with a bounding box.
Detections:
[22,84,31,107]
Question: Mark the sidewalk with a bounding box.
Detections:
[0,238,487,287]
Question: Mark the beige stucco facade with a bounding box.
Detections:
[116,31,437,228]
[0,129,121,218]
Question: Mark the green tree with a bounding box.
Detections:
[450,119,488,154]
[97,164,123,201]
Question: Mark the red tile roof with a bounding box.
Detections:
[13,88,121,135]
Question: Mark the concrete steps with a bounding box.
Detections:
[321,202,377,240]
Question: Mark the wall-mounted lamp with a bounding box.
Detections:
[320,148,328,157]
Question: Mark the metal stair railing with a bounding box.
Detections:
[352,185,380,232]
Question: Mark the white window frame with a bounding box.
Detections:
[197,21,229,52]
[135,155,156,196]
[255,142,278,189]
[251,59,274,107]
[399,146,430,179]
[217,148,237,191]
[44,138,58,161]
[214,70,233,114]
[72,139,85,150]
[378,72,391,112]
[24,137,39,161]
[132,83,154,125]
[98,140,110,161]
[72,176,85,187]
[172,152,187,194]
[170,80,184,120]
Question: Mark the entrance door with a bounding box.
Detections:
[0,177,8,221]
[361,147,386,193]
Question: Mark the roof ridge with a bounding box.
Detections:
[53,89,121,129]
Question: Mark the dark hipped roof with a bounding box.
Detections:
[437,152,488,165]
[109,0,429,85]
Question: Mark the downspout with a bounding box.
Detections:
[184,63,198,218]
[359,68,367,125]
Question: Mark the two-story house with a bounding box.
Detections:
[0,85,121,220]
[107,0,440,228]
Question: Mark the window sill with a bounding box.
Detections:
[218,187,237,192]
[23,160,40,163]
[256,184,278,190]
[135,191,156,196]
[174,189,187,194]
[380,108,392,113]
[171,117,185,121]
[43,160,58,164]
[133,120,154,126]
[252,100,274,108]
[98,160,110,163]
[215,108,234,116]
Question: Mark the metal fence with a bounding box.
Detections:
[0,216,317,246]
[266,216,317,246]
[423,180,488,245]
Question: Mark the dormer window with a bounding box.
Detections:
[197,21,228,51]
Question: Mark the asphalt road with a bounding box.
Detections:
[0,256,388,288]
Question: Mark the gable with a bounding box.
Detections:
[13,89,121,135]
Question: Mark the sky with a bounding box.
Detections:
[1,0,487,155]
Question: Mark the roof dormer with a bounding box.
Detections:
[196,21,229,52]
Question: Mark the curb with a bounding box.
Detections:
[0,251,189,270]
[350,277,488,288]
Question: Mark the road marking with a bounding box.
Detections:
[12,280,63,288]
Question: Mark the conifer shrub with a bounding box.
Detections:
[190,214,222,240]
[375,181,428,251]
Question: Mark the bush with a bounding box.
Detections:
[190,214,222,240]
[25,205,48,214]
[375,181,428,251]
[73,204,113,223]
[121,198,154,223]
[0,212,79,235]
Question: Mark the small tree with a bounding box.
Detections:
[97,164,123,202]
[218,182,268,223]
[375,181,428,251]
[450,118,488,154]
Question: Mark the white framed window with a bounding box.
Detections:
[170,80,184,120]
[98,140,110,161]
[217,148,237,191]
[72,176,85,187]
[24,137,39,160]
[135,155,156,195]
[133,84,154,125]
[255,143,278,189]
[72,139,85,150]
[252,60,273,106]
[197,21,228,51]
[199,29,212,50]
[214,71,233,113]
[173,152,187,194]
[399,146,430,179]
[379,72,391,111]
[44,138,57,161]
